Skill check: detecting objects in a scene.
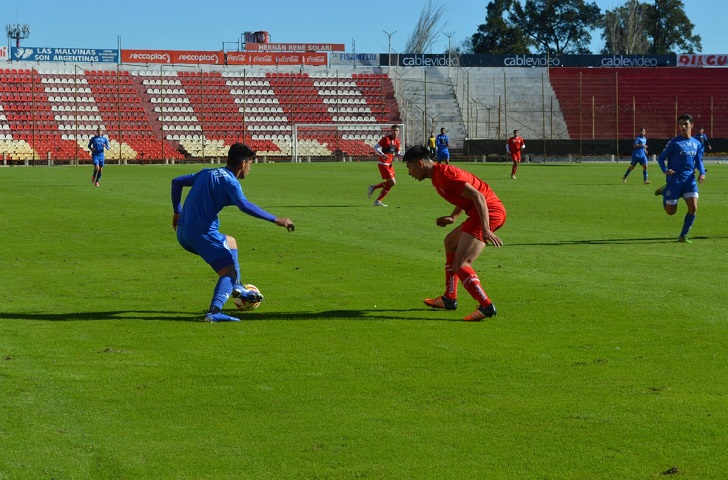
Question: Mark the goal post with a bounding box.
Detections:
[291,123,405,163]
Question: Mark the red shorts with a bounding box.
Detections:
[377,163,395,179]
[510,151,522,163]
[460,202,506,243]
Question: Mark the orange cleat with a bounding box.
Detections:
[424,296,458,310]
[463,303,497,322]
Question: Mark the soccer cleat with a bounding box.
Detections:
[232,285,264,304]
[373,200,387,207]
[463,303,497,322]
[511,175,517,179]
[654,184,666,196]
[424,296,458,310]
[367,185,375,198]
[205,312,241,322]
[95,182,100,187]
[622,177,627,183]
[677,236,693,244]
[643,180,651,185]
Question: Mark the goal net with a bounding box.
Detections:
[291,123,405,162]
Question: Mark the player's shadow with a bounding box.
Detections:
[268,205,368,208]
[509,235,715,246]
[0,308,457,322]
[0,310,200,322]
[238,308,464,322]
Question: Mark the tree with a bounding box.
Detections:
[510,0,603,54]
[470,0,531,54]
[404,0,446,54]
[601,0,651,54]
[646,0,701,54]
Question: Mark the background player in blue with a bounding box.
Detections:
[435,127,450,164]
[171,143,295,322]
[622,128,650,184]
[88,126,110,186]
[694,126,712,152]
[655,114,706,243]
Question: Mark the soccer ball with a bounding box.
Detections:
[234,284,261,311]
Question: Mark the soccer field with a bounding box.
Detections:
[1,161,726,479]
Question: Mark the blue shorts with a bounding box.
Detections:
[664,179,698,205]
[92,157,105,167]
[437,149,450,161]
[630,156,647,166]
[177,227,234,272]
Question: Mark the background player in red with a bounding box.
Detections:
[368,125,403,207]
[402,145,506,321]
[506,129,526,179]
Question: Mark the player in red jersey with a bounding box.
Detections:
[506,129,526,179]
[402,145,506,321]
[368,125,403,207]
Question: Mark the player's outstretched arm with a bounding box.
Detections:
[275,217,295,232]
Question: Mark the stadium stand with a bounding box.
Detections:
[0,66,401,162]
[2,63,725,163]
[549,67,728,140]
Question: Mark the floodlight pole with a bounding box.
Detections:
[444,31,455,78]
[6,22,30,48]
[383,30,396,68]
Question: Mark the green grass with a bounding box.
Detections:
[1,161,727,479]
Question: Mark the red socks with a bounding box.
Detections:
[456,265,491,307]
[444,252,457,299]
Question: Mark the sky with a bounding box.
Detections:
[5,0,726,55]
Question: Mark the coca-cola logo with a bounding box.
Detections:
[253,55,273,62]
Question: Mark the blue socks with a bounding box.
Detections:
[643,170,648,182]
[231,249,241,285]
[679,213,696,238]
[210,275,234,312]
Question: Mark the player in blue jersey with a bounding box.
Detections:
[694,127,712,152]
[171,143,295,322]
[622,128,651,184]
[88,127,110,186]
[654,114,706,243]
[435,127,450,164]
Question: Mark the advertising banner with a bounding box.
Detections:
[677,54,728,67]
[330,53,379,66]
[226,51,327,66]
[11,46,118,63]
[392,53,676,68]
[0,46,8,61]
[122,49,223,65]
[245,43,345,52]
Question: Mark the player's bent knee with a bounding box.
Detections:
[225,235,238,249]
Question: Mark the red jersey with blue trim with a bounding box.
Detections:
[431,164,503,216]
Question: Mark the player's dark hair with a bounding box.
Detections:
[678,113,694,123]
[403,145,430,163]
[227,143,256,167]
